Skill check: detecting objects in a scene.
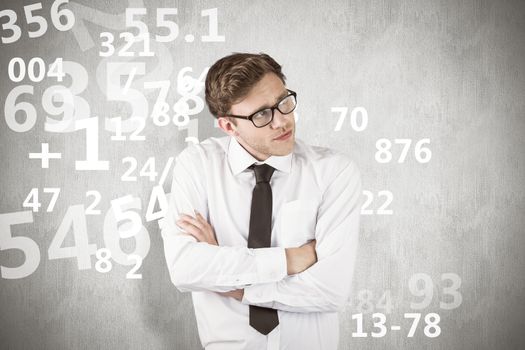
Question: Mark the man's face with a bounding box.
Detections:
[217,72,296,161]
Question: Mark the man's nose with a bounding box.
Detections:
[270,109,290,128]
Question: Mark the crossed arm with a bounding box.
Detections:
[175,210,318,301]
[160,147,362,313]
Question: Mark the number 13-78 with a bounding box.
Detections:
[352,312,441,338]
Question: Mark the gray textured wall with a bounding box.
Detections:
[1,0,524,349]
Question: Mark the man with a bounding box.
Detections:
[160,52,362,349]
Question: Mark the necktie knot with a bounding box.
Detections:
[249,163,275,184]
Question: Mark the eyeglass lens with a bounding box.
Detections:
[252,94,296,127]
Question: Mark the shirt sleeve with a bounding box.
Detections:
[241,159,362,312]
[160,145,288,293]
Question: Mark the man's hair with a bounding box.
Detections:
[205,52,287,125]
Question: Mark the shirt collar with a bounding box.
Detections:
[228,135,293,175]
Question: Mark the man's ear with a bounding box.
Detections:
[217,116,238,136]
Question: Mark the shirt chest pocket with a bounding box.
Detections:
[278,198,318,247]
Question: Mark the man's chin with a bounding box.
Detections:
[272,141,294,156]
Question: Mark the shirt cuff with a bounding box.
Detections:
[253,246,287,284]
[241,281,277,306]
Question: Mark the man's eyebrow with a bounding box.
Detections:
[255,90,289,111]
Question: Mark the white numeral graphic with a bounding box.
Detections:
[51,0,75,31]
[44,60,90,133]
[4,85,36,132]
[22,188,60,212]
[69,0,144,51]
[440,273,462,310]
[48,205,97,270]
[361,190,393,215]
[405,313,421,337]
[103,196,150,266]
[332,106,368,131]
[375,138,431,163]
[409,273,434,309]
[201,8,225,42]
[145,185,169,222]
[85,191,102,215]
[0,9,22,44]
[121,157,174,182]
[110,196,143,239]
[409,273,463,310]
[24,3,48,39]
[371,313,387,338]
[105,62,147,134]
[0,211,39,279]
[351,313,367,337]
[75,117,110,170]
[156,8,178,42]
[126,254,143,279]
[1,0,74,44]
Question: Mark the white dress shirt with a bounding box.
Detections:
[160,135,362,350]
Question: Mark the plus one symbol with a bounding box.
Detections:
[29,143,62,168]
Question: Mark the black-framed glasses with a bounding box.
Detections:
[225,89,297,128]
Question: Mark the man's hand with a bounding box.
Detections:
[176,210,218,246]
[285,239,318,275]
[216,289,244,301]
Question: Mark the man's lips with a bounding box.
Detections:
[273,130,292,140]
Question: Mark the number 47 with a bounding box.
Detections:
[23,188,60,212]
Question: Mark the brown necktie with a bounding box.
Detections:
[247,163,279,335]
